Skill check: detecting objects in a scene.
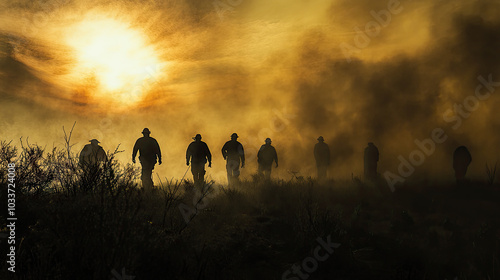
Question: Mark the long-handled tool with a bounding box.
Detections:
[180,163,190,181]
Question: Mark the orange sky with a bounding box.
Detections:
[1,0,500,184]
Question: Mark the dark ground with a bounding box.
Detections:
[1,141,499,279]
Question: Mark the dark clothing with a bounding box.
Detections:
[186,141,212,165]
[221,140,245,165]
[222,140,245,185]
[314,142,330,166]
[140,160,155,191]
[258,164,272,179]
[258,144,278,168]
[314,142,330,179]
[187,140,212,187]
[226,159,241,183]
[453,146,471,181]
[258,144,278,179]
[317,165,328,180]
[132,136,161,191]
[133,136,162,164]
[364,144,379,180]
[191,162,206,186]
[79,144,107,167]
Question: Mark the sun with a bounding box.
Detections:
[65,17,164,106]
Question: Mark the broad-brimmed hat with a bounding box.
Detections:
[231,133,238,139]
[265,138,272,144]
[193,134,202,140]
[89,139,100,144]
[317,136,324,141]
[142,128,151,134]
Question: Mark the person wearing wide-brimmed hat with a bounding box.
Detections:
[79,139,107,168]
[132,128,162,191]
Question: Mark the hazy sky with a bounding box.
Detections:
[1,0,500,184]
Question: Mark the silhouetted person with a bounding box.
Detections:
[79,139,107,168]
[222,133,245,186]
[453,146,471,184]
[186,134,212,188]
[314,136,330,180]
[132,128,162,192]
[257,138,278,179]
[364,142,379,181]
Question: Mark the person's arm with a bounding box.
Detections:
[186,144,191,165]
[326,146,331,166]
[314,144,318,161]
[274,147,278,167]
[206,143,212,167]
[155,139,162,165]
[132,140,139,163]
[221,143,227,160]
[98,147,107,162]
[79,146,87,166]
[240,143,245,167]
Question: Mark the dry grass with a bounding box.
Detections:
[0,137,499,279]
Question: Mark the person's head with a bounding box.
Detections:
[193,134,202,141]
[368,142,374,146]
[89,139,100,146]
[142,128,151,136]
[265,138,272,145]
[231,133,238,140]
[317,136,324,142]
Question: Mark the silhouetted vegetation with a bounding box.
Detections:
[1,139,500,280]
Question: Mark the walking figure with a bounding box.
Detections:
[79,139,107,168]
[221,133,245,186]
[132,128,162,192]
[186,134,212,188]
[257,138,278,179]
[364,142,379,181]
[314,136,330,180]
[453,146,471,184]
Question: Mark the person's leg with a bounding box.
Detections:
[147,163,156,190]
[232,160,240,184]
[368,162,377,180]
[318,165,327,180]
[226,162,233,185]
[258,164,265,179]
[199,164,206,188]
[192,163,206,189]
[191,164,198,186]
[141,162,153,192]
[264,167,271,180]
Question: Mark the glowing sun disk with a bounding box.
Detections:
[65,17,163,105]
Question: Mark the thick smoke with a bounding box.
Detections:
[1,0,500,183]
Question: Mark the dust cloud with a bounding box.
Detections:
[1,0,500,184]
